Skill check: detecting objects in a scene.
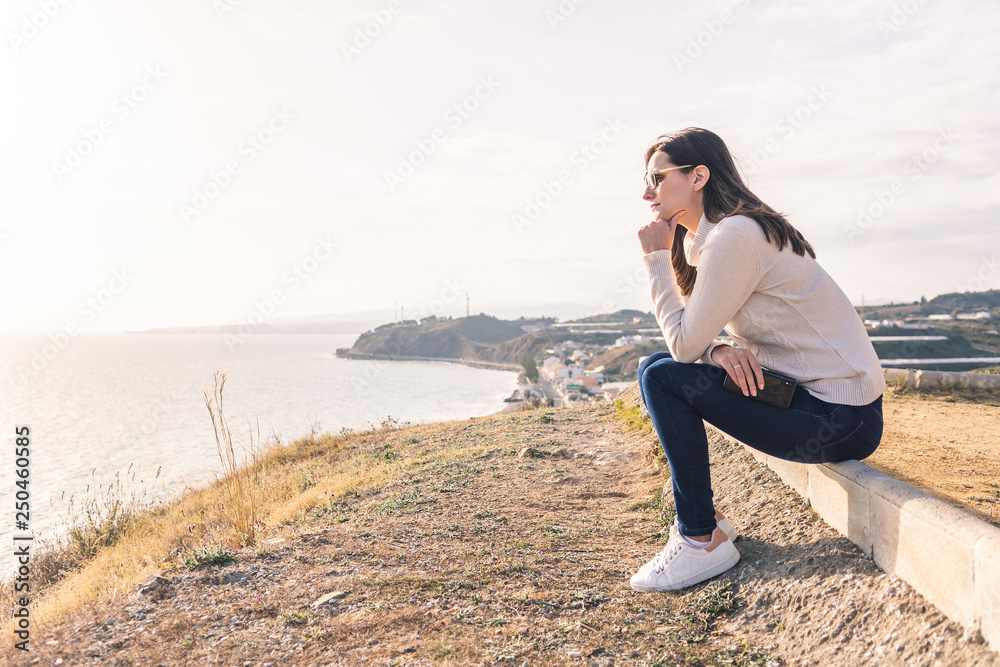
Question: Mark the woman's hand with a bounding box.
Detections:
[638,209,685,254]
[711,344,765,397]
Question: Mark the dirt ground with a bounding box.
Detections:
[867,388,1000,526]
[14,398,1000,666]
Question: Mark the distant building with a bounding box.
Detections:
[957,312,992,320]
[521,324,542,333]
[602,381,632,401]
[865,319,906,328]
[615,334,649,348]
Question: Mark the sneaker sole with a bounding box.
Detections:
[629,548,740,593]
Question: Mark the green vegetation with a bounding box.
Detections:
[182,544,234,571]
[521,352,538,382]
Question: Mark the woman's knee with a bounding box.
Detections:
[639,355,690,398]
[637,351,673,382]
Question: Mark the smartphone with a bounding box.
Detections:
[723,368,798,410]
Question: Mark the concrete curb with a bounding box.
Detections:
[884,367,1000,389]
[712,426,1000,652]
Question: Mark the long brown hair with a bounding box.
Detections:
[645,128,815,296]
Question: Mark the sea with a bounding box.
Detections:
[0,333,518,574]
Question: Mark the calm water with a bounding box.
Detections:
[0,333,517,571]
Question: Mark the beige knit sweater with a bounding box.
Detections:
[643,213,886,406]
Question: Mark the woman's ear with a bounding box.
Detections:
[691,165,710,192]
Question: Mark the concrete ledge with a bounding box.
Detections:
[976,533,1000,649]
[764,455,809,497]
[710,425,1000,653]
[884,367,1000,389]
[809,460,888,558]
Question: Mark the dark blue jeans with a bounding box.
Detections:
[637,351,883,538]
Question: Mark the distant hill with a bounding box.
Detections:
[344,315,529,361]
[860,289,1000,319]
[926,290,1000,312]
[587,342,662,381]
[339,313,623,365]
[573,309,655,324]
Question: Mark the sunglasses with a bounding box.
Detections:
[645,165,693,189]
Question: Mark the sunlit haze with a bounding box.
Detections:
[2,0,998,332]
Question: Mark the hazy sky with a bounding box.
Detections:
[2,0,998,332]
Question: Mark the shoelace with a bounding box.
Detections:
[652,541,685,573]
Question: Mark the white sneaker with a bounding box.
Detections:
[670,515,738,543]
[630,526,740,592]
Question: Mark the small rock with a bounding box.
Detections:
[961,628,985,644]
[223,572,249,585]
[131,574,172,603]
[368,638,379,646]
[518,447,539,458]
[310,590,350,610]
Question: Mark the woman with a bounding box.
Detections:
[630,127,885,592]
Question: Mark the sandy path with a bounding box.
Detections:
[866,393,1000,525]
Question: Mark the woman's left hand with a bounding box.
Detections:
[711,344,765,396]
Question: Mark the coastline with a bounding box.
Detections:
[335,350,522,373]
[336,350,529,415]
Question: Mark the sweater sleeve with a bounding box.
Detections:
[642,226,762,364]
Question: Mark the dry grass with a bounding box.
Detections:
[2,377,491,634]
[203,371,271,548]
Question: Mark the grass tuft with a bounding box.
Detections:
[204,371,272,548]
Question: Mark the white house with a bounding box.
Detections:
[615,335,649,348]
